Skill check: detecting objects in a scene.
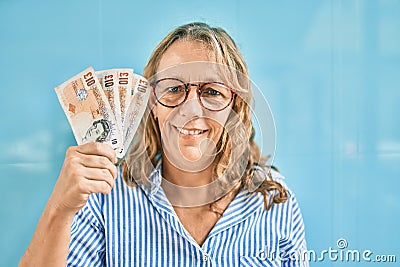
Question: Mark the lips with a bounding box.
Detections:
[175,126,208,136]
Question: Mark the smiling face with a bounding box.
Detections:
[152,41,233,169]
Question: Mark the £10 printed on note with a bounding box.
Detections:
[55,66,150,159]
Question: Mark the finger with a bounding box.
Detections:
[76,142,117,164]
[83,167,115,189]
[79,154,118,179]
[85,179,113,195]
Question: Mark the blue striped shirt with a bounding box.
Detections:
[67,164,308,267]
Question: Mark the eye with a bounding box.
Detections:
[204,88,221,96]
[167,86,182,93]
[201,86,223,97]
[201,83,232,99]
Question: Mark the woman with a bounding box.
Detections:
[20,22,308,266]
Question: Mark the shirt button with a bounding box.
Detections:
[203,254,209,262]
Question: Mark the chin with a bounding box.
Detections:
[180,147,203,162]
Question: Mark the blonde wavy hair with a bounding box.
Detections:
[122,22,287,212]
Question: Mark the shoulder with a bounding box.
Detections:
[269,167,294,197]
[250,167,306,229]
[253,166,305,221]
[250,165,293,197]
[248,165,306,225]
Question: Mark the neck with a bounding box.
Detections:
[161,154,214,187]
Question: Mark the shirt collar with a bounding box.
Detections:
[135,160,163,196]
[138,161,287,197]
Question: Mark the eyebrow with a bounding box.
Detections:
[158,74,225,82]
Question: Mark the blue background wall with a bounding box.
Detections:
[1,0,399,266]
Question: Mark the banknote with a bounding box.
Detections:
[55,66,122,152]
[96,69,123,143]
[116,69,134,135]
[130,73,138,107]
[121,75,150,156]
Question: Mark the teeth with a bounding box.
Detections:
[176,127,206,135]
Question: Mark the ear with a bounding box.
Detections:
[151,102,158,120]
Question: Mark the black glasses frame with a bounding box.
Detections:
[152,78,236,112]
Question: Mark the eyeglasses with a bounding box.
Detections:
[152,78,236,112]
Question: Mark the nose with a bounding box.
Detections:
[178,85,203,117]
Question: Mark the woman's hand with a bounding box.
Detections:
[49,142,118,216]
[19,142,118,267]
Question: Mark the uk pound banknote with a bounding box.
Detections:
[117,69,134,136]
[96,69,123,137]
[122,74,150,155]
[55,66,149,159]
